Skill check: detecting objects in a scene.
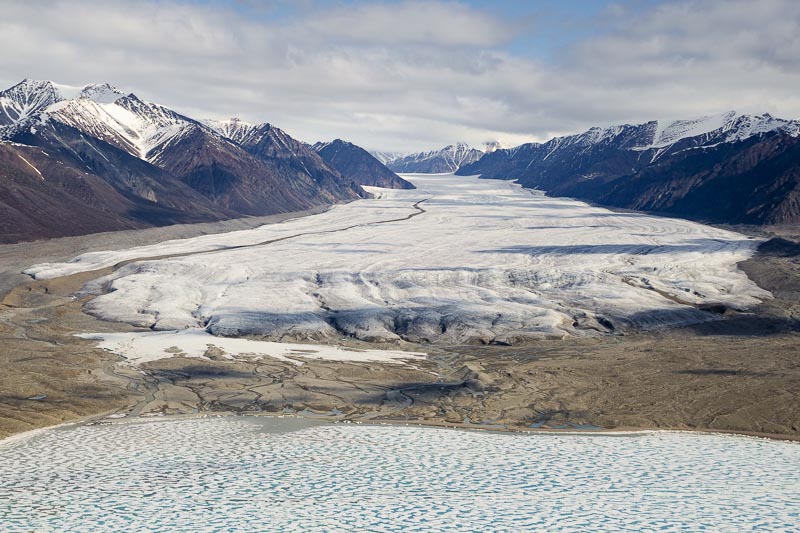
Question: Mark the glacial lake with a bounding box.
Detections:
[1,417,798,532]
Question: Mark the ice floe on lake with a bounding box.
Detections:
[28,174,769,344]
[0,417,798,531]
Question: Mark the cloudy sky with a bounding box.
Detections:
[1,0,798,151]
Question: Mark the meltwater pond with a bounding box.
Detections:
[1,417,798,532]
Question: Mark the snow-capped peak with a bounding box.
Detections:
[0,78,196,162]
[543,111,800,156]
[45,92,198,162]
[643,111,798,149]
[0,79,63,125]
[433,142,483,169]
[200,117,261,144]
[380,142,484,173]
[75,83,125,104]
[650,111,737,148]
[0,79,127,126]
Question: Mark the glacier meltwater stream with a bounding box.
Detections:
[0,417,798,532]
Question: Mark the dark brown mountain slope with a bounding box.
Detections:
[459,113,800,224]
[312,139,414,189]
[599,133,800,224]
[0,133,232,243]
[0,79,369,243]
[233,123,368,202]
[153,125,365,215]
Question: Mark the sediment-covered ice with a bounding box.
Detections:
[0,418,798,531]
[28,174,769,344]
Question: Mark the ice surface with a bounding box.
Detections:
[28,174,768,344]
[78,329,425,365]
[0,418,798,532]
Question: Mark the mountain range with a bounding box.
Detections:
[2,78,799,242]
[458,111,800,225]
[0,80,404,243]
[375,142,484,173]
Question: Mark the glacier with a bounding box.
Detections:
[27,173,769,349]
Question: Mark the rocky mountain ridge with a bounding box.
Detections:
[313,139,414,189]
[458,111,800,224]
[0,79,400,243]
[377,142,484,173]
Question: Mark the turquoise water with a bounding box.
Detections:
[1,417,798,532]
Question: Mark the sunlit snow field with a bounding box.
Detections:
[27,174,768,358]
[1,418,798,532]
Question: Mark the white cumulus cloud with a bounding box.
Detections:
[0,0,798,151]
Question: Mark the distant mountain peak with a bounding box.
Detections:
[382,142,484,173]
[369,150,407,165]
[0,78,129,127]
[313,138,354,151]
[201,117,267,144]
[313,138,414,189]
[76,82,125,104]
[0,79,368,243]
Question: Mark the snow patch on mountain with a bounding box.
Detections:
[385,142,484,173]
[16,153,44,179]
[46,94,195,162]
[0,80,62,126]
[74,83,125,104]
[201,117,260,144]
[620,111,800,151]
[370,150,407,165]
[0,79,126,126]
[0,79,204,163]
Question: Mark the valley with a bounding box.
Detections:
[2,3,798,530]
[25,174,768,343]
[1,174,798,440]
